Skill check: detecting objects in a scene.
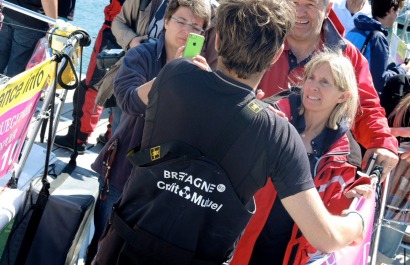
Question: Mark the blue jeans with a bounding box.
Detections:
[111,106,122,134]
[85,177,122,265]
[0,17,46,77]
[94,177,122,243]
[378,220,407,259]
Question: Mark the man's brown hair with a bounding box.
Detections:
[216,0,295,79]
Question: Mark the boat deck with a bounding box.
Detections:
[36,88,108,171]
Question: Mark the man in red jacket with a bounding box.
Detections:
[258,0,398,181]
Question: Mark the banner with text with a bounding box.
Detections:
[0,59,53,179]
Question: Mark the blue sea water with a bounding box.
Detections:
[71,0,106,74]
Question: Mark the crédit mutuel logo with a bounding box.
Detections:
[156,170,226,212]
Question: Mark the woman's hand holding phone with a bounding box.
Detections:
[174,33,211,72]
[175,48,210,71]
[191,55,211,71]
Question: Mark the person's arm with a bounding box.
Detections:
[369,34,390,93]
[392,151,410,174]
[399,63,410,73]
[384,62,408,77]
[41,0,58,19]
[390,127,410,138]
[114,46,152,115]
[347,44,399,180]
[137,79,155,105]
[112,0,145,50]
[282,188,365,252]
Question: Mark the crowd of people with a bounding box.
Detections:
[1,0,409,264]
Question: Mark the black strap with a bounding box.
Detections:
[360,30,378,54]
[14,56,78,263]
[128,94,268,166]
[128,140,202,167]
[14,57,62,265]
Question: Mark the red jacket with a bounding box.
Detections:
[282,133,370,264]
[104,0,124,23]
[258,10,397,154]
[231,96,371,265]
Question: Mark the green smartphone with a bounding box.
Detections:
[182,33,205,58]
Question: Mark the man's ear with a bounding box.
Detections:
[270,44,284,65]
[215,31,220,53]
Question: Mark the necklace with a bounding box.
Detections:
[300,133,306,138]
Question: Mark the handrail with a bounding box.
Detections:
[0,0,56,25]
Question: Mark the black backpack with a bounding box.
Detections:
[92,97,268,265]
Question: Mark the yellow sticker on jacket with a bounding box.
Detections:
[150,146,161,161]
[247,100,263,113]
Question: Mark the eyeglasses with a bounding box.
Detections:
[170,17,204,34]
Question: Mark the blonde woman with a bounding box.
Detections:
[233,51,373,265]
